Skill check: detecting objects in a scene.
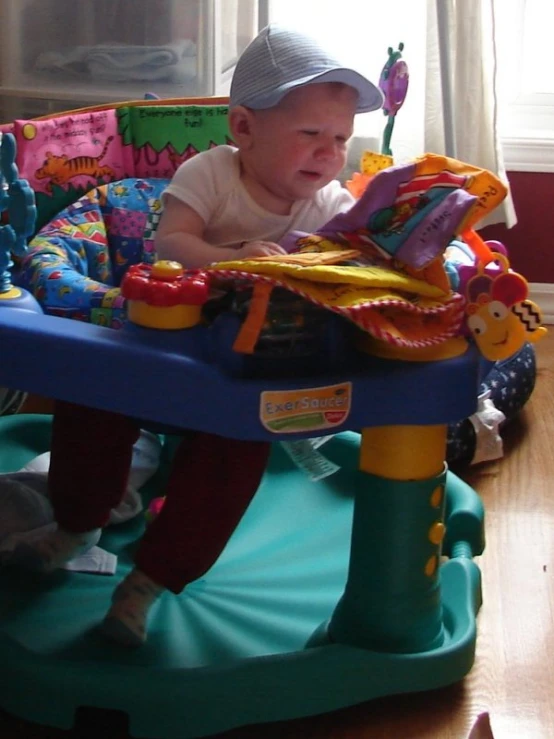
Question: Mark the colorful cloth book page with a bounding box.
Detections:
[11,102,231,233]
[118,103,231,179]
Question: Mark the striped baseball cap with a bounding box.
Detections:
[230,24,383,114]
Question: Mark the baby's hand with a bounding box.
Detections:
[237,240,287,259]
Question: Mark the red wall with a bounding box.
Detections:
[481,171,554,284]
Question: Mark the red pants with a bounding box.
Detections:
[49,401,271,593]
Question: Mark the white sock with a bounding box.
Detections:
[11,527,101,572]
[101,568,164,647]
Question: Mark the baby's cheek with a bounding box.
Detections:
[337,147,348,167]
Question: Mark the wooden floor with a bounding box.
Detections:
[1,331,553,739]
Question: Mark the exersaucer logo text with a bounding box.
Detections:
[260,383,352,434]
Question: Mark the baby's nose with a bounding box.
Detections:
[315,138,338,159]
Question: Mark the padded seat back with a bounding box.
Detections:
[16,178,168,328]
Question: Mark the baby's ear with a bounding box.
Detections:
[228,106,255,150]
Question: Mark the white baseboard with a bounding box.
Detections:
[529,282,554,325]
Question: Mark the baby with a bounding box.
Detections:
[12,24,383,646]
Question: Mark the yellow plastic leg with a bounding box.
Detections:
[359,424,447,481]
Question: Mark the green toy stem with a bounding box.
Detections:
[382,116,395,157]
[328,467,447,653]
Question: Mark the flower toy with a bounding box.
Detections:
[121,260,209,329]
[379,43,409,157]
[345,43,408,200]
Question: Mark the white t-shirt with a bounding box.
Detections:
[163,145,355,249]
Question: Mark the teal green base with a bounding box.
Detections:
[0,416,483,738]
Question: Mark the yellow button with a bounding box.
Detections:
[428,521,446,545]
[424,555,438,577]
[429,485,443,508]
[151,260,184,281]
[0,287,22,300]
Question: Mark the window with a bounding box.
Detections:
[493,0,554,170]
[267,1,427,169]
[267,0,554,173]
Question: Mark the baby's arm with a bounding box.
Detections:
[155,195,285,268]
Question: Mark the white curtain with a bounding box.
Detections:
[424,0,517,227]
[268,0,516,228]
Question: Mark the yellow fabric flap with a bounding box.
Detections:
[208,258,448,299]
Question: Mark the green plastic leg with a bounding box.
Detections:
[326,467,448,654]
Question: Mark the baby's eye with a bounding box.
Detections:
[301,130,319,136]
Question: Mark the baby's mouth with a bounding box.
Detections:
[299,170,322,180]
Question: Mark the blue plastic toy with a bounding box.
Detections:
[0,125,490,739]
[0,132,40,312]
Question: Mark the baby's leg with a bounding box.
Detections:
[102,431,271,645]
[12,400,141,572]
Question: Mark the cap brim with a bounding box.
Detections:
[243,68,384,114]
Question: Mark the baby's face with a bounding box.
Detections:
[243,82,357,211]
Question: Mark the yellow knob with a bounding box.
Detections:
[428,521,446,545]
[151,260,184,281]
[429,485,443,508]
[424,555,438,577]
[0,287,22,300]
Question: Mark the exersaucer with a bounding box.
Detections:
[0,288,488,736]
[0,128,497,738]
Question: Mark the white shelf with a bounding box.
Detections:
[0,77,204,105]
[0,0,265,121]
